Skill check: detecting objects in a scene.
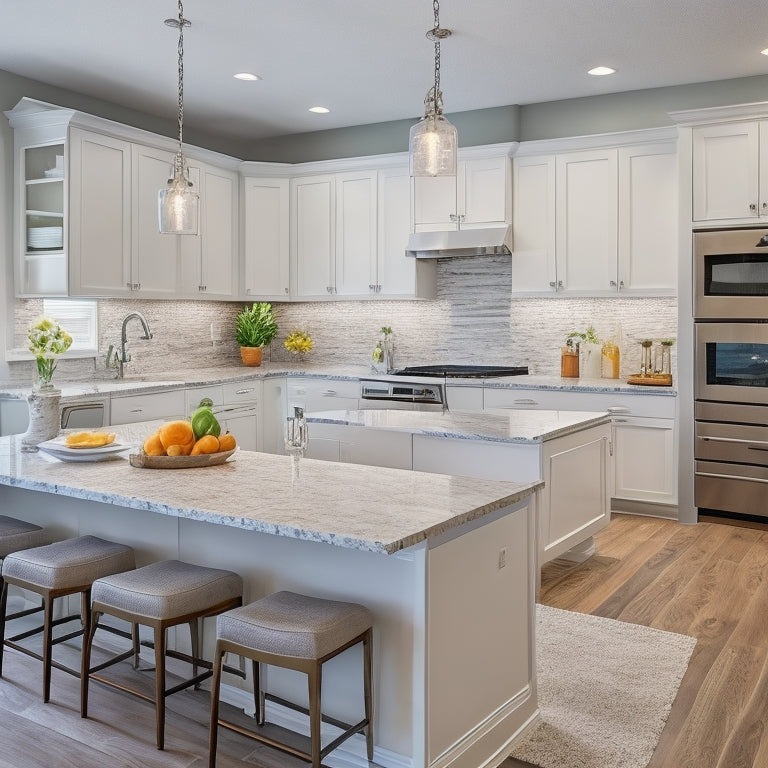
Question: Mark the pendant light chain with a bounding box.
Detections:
[176,0,185,151]
[432,0,441,114]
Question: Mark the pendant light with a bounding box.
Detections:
[409,0,458,177]
[158,0,199,234]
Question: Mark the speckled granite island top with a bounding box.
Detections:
[307,408,610,443]
[0,425,541,556]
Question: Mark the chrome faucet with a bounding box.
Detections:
[109,312,153,378]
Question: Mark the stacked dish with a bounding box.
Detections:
[27,226,63,250]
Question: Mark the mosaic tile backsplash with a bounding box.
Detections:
[10,255,677,384]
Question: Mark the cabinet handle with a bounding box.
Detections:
[763,202,768,210]
[322,390,337,396]
[549,281,556,289]
[619,280,625,290]
[199,285,206,292]
[607,406,631,414]
[513,398,538,405]
[369,284,376,291]
[234,388,254,395]
[129,408,143,413]
[284,287,289,294]
[377,284,382,293]
[135,283,141,290]
[750,203,758,211]
[610,280,617,288]
[557,280,563,289]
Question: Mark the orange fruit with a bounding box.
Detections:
[218,433,236,451]
[143,432,165,456]
[158,420,195,453]
[190,434,220,456]
[166,444,186,457]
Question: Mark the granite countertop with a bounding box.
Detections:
[307,408,610,443]
[0,366,677,401]
[0,422,541,556]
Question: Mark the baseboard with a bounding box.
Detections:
[611,498,678,520]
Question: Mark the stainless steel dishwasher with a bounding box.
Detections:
[60,397,110,429]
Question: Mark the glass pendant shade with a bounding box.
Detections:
[409,112,458,177]
[158,153,198,234]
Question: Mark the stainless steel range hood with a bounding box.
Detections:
[405,224,513,259]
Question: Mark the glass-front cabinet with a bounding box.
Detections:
[19,141,67,296]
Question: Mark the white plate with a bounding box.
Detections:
[37,439,130,462]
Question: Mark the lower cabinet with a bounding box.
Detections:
[109,389,186,425]
[483,387,678,510]
[306,423,412,470]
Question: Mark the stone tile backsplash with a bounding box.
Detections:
[10,255,677,383]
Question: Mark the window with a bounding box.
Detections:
[42,299,98,352]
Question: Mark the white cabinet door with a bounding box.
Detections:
[220,409,259,452]
[462,156,510,226]
[376,166,436,298]
[445,385,484,410]
[413,174,458,230]
[292,175,335,298]
[68,128,132,296]
[617,144,677,295]
[511,154,557,293]
[242,177,290,300]
[555,149,618,295]
[110,389,186,425]
[692,122,760,221]
[613,416,676,505]
[130,145,179,297]
[180,163,237,299]
[335,171,377,296]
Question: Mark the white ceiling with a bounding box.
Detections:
[2,0,768,144]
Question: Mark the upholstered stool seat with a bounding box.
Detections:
[209,590,374,768]
[0,535,135,702]
[82,559,243,750]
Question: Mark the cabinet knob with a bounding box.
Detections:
[619,280,625,290]
[549,281,556,289]
[763,202,768,210]
[610,280,617,287]
[369,284,376,291]
[557,280,563,289]
[284,287,289,294]
[199,285,206,292]
[750,203,758,211]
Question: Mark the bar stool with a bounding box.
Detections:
[81,559,243,750]
[208,590,373,768]
[0,534,135,702]
[0,515,49,678]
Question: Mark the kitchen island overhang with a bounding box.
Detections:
[0,431,542,768]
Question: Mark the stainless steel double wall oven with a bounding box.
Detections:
[694,227,768,520]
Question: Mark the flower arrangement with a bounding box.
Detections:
[284,330,313,355]
[27,316,73,389]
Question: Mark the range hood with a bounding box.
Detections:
[406,225,513,259]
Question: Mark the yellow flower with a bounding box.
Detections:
[284,331,313,354]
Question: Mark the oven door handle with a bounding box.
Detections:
[696,471,768,484]
[699,436,768,449]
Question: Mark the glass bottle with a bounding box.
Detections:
[640,340,653,375]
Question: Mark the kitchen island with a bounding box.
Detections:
[0,426,542,768]
[305,408,612,565]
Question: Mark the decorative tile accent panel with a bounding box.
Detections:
[10,256,676,383]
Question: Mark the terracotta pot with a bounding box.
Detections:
[239,346,263,366]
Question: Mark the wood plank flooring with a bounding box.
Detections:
[2,513,767,767]
[504,513,768,768]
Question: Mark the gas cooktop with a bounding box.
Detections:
[393,365,529,379]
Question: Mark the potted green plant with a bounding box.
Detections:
[236,302,277,366]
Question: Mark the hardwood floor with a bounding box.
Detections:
[2,513,767,767]
[504,513,768,768]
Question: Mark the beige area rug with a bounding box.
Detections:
[509,605,696,768]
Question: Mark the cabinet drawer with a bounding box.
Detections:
[287,378,360,400]
[110,389,185,424]
[185,385,224,411]
[222,380,261,404]
[483,387,676,419]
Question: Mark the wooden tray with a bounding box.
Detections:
[129,448,237,469]
[626,373,673,387]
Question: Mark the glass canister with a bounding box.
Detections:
[640,339,653,375]
[601,341,620,379]
[660,339,674,376]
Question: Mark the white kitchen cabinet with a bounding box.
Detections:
[335,170,377,296]
[241,177,290,300]
[377,166,436,299]
[483,387,678,509]
[286,377,360,415]
[306,422,412,470]
[692,121,764,222]
[511,141,677,296]
[291,175,335,298]
[445,385,484,410]
[0,398,29,436]
[413,155,511,232]
[109,389,186,425]
[179,162,238,299]
[261,377,287,455]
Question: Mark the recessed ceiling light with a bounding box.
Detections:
[233,72,261,81]
[309,106,330,114]
[588,66,616,76]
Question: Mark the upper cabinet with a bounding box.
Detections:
[8,99,239,300]
[413,152,512,232]
[241,176,290,301]
[511,135,677,296]
[691,121,767,222]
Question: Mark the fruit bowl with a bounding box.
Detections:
[129,448,237,469]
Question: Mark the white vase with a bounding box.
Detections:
[580,343,603,379]
[21,387,61,451]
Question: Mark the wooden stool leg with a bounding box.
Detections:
[363,629,374,762]
[154,626,167,750]
[0,579,7,678]
[308,664,322,768]
[42,594,54,703]
[80,610,102,718]
[208,643,225,768]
